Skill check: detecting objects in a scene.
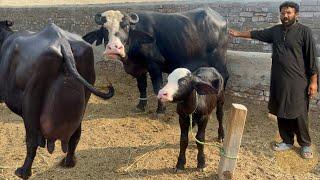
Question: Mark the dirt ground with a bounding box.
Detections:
[0,60,319,180]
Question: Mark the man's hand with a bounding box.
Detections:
[228,29,240,37]
[308,74,318,99]
[308,82,318,99]
[228,29,251,38]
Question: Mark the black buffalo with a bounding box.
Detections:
[0,21,114,179]
[83,8,228,113]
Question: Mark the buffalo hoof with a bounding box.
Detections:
[60,156,77,168]
[197,166,207,172]
[154,112,165,119]
[136,100,147,112]
[215,137,224,143]
[15,167,31,180]
[134,106,145,113]
[197,163,206,171]
[156,106,166,114]
[174,167,184,173]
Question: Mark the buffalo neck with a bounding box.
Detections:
[178,90,198,115]
[0,29,13,48]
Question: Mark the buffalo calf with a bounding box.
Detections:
[158,67,225,171]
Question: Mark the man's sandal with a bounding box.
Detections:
[300,146,313,159]
[273,142,293,151]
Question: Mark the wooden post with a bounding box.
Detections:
[218,103,247,180]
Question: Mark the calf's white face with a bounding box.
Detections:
[158,68,191,102]
[158,67,222,103]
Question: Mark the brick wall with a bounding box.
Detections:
[1,1,317,53]
[300,0,320,55]
[0,1,319,108]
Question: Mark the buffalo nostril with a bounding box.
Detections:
[118,46,123,50]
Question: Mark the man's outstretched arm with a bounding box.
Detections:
[228,29,252,38]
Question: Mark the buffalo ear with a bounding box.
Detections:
[212,79,221,90]
[95,13,107,25]
[192,76,218,95]
[130,30,154,44]
[6,20,13,27]
[82,27,108,46]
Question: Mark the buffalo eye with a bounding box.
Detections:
[120,21,125,28]
[120,21,129,30]
[122,25,130,32]
[178,78,189,87]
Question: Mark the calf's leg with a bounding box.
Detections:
[176,115,190,171]
[194,114,209,170]
[216,94,225,142]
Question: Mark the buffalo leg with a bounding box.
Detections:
[16,85,42,179]
[176,115,190,171]
[60,125,81,168]
[148,68,165,113]
[216,93,225,142]
[136,73,147,111]
[195,114,209,169]
[156,100,166,114]
[15,133,38,179]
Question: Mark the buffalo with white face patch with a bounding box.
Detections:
[157,67,226,171]
[101,11,126,58]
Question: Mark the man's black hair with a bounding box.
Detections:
[279,1,299,13]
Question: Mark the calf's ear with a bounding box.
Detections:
[192,76,219,95]
[130,30,154,44]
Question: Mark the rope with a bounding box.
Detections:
[187,91,238,160]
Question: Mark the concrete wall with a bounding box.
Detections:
[226,51,271,102]
[226,51,319,109]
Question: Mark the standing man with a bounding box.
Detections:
[229,1,318,159]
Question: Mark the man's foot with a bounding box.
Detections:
[272,142,293,151]
[300,146,313,159]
